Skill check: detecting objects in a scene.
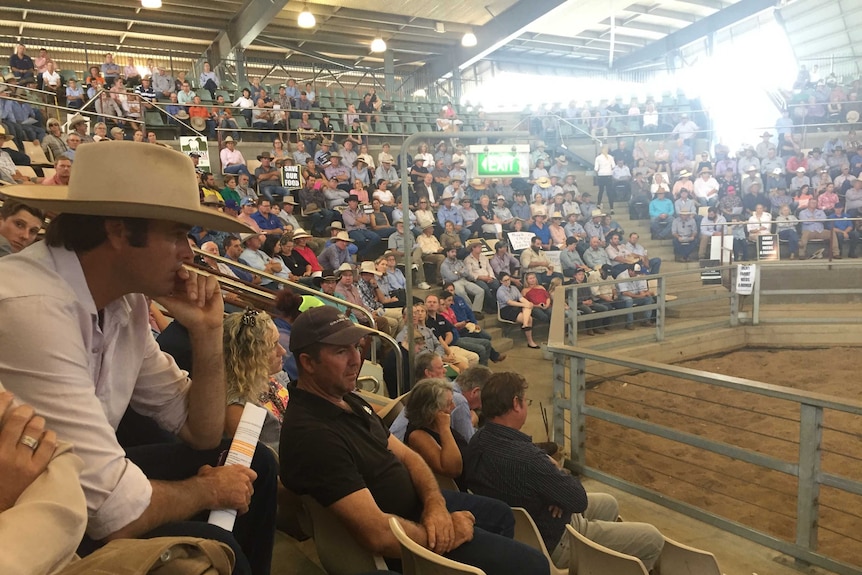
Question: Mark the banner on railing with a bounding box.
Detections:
[180,136,210,171]
[736,264,756,295]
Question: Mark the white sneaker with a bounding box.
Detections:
[416,282,431,290]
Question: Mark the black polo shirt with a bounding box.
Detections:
[279,387,422,520]
[426,313,457,343]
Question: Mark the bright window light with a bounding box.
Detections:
[461,32,477,48]
[141,0,162,8]
[371,38,387,53]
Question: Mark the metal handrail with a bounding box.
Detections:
[0,80,62,97]
[0,92,142,132]
[544,260,862,575]
[192,247,404,394]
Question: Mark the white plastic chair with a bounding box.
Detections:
[565,524,649,575]
[511,507,567,575]
[301,495,388,575]
[389,516,486,575]
[655,536,721,575]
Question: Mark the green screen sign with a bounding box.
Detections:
[477,153,521,177]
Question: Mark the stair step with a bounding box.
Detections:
[492,337,514,354]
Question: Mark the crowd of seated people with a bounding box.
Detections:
[529,94,704,143]
[785,65,862,129]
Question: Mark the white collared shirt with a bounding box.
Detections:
[0,243,191,539]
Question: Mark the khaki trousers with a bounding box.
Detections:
[550,493,664,571]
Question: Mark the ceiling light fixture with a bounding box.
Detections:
[435,22,445,33]
[370,37,387,53]
[297,4,316,28]
[461,32,477,48]
[141,0,162,8]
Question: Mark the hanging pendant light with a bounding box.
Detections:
[297,4,316,28]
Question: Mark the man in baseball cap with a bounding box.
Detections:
[0,142,275,571]
[279,307,549,575]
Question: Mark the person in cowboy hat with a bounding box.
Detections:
[219,136,255,187]
[448,157,467,184]
[317,229,355,272]
[67,113,95,144]
[0,142,277,571]
[549,154,569,180]
[254,151,290,202]
[351,154,372,187]
[532,176,552,202]
[438,190,471,243]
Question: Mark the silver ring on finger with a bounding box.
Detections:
[19,434,39,450]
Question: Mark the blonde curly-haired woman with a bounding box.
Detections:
[223,309,288,451]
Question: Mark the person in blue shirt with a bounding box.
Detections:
[250,199,285,235]
[528,212,552,249]
[443,283,506,363]
[828,203,858,258]
[437,191,471,242]
[649,189,674,239]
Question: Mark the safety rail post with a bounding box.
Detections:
[567,287,579,346]
[568,355,587,467]
[730,277,740,327]
[656,275,666,341]
[552,353,567,448]
[796,403,823,561]
[752,264,762,325]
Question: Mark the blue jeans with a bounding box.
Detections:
[224,164,255,187]
[455,337,491,364]
[474,279,501,313]
[348,228,381,257]
[259,185,290,203]
[621,295,654,325]
[82,438,278,575]
[440,490,550,575]
[779,228,799,256]
[459,330,502,361]
[644,257,661,274]
[672,237,697,260]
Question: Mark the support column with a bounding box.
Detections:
[451,59,462,102]
[384,50,395,94]
[234,49,246,87]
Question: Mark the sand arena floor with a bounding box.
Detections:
[583,347,862,568]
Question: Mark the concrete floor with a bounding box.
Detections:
[272,338,838,575]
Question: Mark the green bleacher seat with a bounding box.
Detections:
[319,97,332,108]
[390,122,404,133]
[376,122,390,134]
[234,115,249,129]
[318,88,330,98]
[289,118,300,130]
[348,89,360,101]
[404,123,418,134]
[145,111,164,126]
[60,69,77,81]
[215,90,231,101]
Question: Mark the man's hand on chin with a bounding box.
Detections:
[156,267,224,333]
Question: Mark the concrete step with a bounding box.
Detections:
[492,337,515,354]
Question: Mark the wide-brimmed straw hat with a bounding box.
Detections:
[0,141,251,233]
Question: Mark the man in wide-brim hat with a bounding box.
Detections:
[0,141,277,571]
